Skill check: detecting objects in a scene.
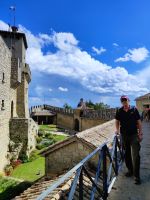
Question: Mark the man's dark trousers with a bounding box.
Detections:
[122,134,141,178]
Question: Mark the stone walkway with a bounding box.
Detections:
[108,122,150,200]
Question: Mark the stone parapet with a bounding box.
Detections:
[82,108,116,119]
[44,105,74,115]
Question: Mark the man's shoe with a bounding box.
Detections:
[134,177,141,185]
[125,171,133,177]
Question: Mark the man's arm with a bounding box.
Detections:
[137,119,143,142]
[115,119,120,135]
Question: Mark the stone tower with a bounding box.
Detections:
[0,26,30,117]
[0,27,38,173]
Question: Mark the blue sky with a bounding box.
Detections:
[0,0,150,108]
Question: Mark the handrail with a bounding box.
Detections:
[36,135,124,200]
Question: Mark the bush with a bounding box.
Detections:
[36,144,45,150]
[28,151,39,162]
[38,130,44,137]
[19,154,29,163]
[36,136,42,143]
[46,134,54,140]
[4,164,13,176]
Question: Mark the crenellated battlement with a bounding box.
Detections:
[31,104,74,115]
[30,104,117,131]
[82,108,116,120]
[31,104,116,120]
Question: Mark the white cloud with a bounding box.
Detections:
[29,97,64,107]
[0,20,9,31]
[35,86,53,95]
[58,87,68,92]
[113,43,119,47]
[0,20,149,96]
[35,86,44,96]
[52,31,78,52]
[29,97,42,104]
[92,46,106,55]
[115,47,149,63]
[48,88,53,92]
[136,64,150,87]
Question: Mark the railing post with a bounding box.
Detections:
[102,145,108,200]
[79,168,83,200]
[115,137,118,176]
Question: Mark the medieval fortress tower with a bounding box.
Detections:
[0,26,38,173]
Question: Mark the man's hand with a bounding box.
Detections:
[138,132,143,142]
[115,131,120,136]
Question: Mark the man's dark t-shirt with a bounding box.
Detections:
[115,106,140,135]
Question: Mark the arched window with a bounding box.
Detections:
[2,73,5,83]
[1,100,5,110]
[11,101,14,118]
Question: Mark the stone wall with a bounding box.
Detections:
[17,74,29,118]
[0,31,37,173]
[136,99,150,113]
[82,109,116,120]
[57,113,74,130]
[44,120,116,177]
[81,118,107,131]
[9,118,38,158]
[28,118,38,155]
[45,140,98,177]
[31,105,116,132]
[0,36,11,172]
[11,57,21,88]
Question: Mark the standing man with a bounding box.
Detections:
[115,95,143,185]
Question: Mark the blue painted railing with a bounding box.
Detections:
[36,135,124,200]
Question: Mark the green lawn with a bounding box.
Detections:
[0,176,31,200]
[39,124,58,131]
[51,134,68,142]
[11,156,45,182]
[0,177,18,193]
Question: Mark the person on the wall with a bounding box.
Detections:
[115,95,143,185]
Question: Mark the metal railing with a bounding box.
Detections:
[36,135,124,200]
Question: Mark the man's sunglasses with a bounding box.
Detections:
[121,98,128,102]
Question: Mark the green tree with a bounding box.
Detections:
[85,100,95,109]
[63,103,72,109]
[94,102,110,110]
[86,100,110,110]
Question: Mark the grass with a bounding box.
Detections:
[39,124,58,131]
[11,156,45,182]
[37,124,69,150]
[0,176,31,200]
[50,134,68,142]
[0,177,18,193]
